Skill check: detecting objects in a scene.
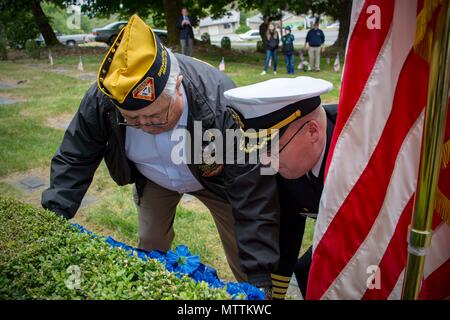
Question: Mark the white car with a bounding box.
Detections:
[239,30,261,41]
[35,32,89,46]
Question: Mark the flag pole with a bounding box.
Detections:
[401,2,450,300]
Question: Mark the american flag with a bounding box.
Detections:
[307,0,450,300]
[333,53,340,73]
[219,57,225,72]
[48,50,54,66]
[77,56,84,72]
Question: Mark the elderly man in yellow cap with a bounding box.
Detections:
[41,14,281,290]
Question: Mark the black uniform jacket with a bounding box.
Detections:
[275,105,337,279]
[41,53,280,287]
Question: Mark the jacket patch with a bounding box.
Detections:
[132,77,155,101]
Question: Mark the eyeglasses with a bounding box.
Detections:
[278,120,311,154]
[118,98,173,128]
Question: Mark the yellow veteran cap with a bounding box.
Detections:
[97,14,171,110]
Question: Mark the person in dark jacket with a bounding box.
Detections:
[41,15,280,293]
[305,22,325,71]
[281,26,295,75]
[224,77,335,299]
[176,8,195,56]
[259,16,270,51]
[261,22,279,75]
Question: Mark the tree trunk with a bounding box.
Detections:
[30,0,60,46]
[163,0,182,46]
[0,24,8,61]
[333,0,352,49]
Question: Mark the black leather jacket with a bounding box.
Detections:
[41,53,280,287]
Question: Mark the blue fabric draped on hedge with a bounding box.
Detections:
[70,224,264,300]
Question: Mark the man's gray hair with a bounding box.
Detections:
[160,49,181,101]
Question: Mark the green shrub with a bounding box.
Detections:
[25,39,40,59]
[0,197,229,300]
[297,25,304,31]
[221,36,231,50]
[200,32,211,45]
[235,25,250,34]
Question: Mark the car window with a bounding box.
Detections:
[251,32,259,36]
[118,23,126,30]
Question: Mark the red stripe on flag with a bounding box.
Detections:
[324,0,395,178]
[361,196,414,299]
[307,50,429,300]
[419,258,450,300]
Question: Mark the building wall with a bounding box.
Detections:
[197,23,237,36]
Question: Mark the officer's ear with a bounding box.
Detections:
[307,120,320,143]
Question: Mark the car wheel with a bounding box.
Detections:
[108,35,117,46]
[66,40,76,46]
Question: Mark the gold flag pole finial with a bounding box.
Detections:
[401,1,450,300]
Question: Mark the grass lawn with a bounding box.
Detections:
[0,46,341,282]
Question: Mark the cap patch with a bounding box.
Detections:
[132,77,155,101]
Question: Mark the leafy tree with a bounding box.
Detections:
[0,4,39,48]
[0,0,64,46]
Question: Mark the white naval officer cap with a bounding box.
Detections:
[224,76,333,131]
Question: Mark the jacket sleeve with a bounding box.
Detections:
[224,163,280,288]
[176,16,183,30]
[41,85,108,219]
[221,110,280,288]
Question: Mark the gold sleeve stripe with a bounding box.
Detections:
[272,292,287,299]
[271,273,292,282]
[272,280,290,288]
[272,287,288,294]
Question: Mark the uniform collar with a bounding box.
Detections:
[311,141,326,178]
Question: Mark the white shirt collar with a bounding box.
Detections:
[311,142,326,178]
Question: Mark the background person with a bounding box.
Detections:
[304,22,325,71]
[281,26,295,75]
[261,22,279,76]
[176,8,195,56]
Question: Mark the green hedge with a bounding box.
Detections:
[0,197,229,300]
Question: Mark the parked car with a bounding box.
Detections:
[326,21,340,29]
[35,31,89,46]
[92,21,168,45]
[239,29,261,41]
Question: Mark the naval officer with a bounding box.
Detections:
[225,77,337,299]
